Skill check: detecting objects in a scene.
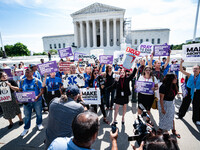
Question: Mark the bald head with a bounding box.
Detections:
[72,111,99,144]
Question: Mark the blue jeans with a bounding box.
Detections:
[106,90,115,108]
[23,100,42,129]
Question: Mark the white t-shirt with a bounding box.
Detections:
[138,75,158,95]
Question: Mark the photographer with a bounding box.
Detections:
[45,85,85,149]
[131,133,179,150]
[48,111,119,150]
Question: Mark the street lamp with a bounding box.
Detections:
[0,32,7,58]
[193,0,200,43]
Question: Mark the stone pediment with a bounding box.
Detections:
[71,2,125,17]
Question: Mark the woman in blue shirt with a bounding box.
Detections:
[42,72,63,109]
[180,59,200,125]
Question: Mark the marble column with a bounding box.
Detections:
[106,19,110,47]
[100,19,104,47]
[73,21,79,47]
[86,20,90,48]
[113,18,117,46]
[80,21,84,48]
[120,18,124,44]
[92,20,97,48]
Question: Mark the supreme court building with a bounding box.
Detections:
[42,3,170,55]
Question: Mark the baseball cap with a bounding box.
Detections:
[66,85,80,96]
[30,64,37,68]
[171,59,178,63]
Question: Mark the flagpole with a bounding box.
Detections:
[193,0,200,42]
[0,32,7,58]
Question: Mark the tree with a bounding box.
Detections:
[12,42,30,56]
[49,49,57,55]
[33,52,47,55]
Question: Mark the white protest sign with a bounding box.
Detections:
[138,42,154,57]
[90,49,104,59]
[62,74,85,88]
[122,47,140,70]
[0,82,12,103]
[81,88,101,104]
[113,51,124,64]
[182,43,200,62]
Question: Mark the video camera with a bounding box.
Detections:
[128,104,156,145]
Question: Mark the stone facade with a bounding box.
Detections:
[42,3,170,55]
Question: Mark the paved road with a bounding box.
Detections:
[0,97,200,150]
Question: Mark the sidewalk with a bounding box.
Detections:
[0,97,200,150]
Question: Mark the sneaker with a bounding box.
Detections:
[196,121,200,126]
[20,129,29,136]
[37,124,44,131]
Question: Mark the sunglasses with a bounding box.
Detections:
[145,69,151,71]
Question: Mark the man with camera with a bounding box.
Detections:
[48,111,119,150]
[45,85,85,149]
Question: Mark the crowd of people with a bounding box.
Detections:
[0,50,200,149]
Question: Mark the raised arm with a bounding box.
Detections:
[127,67,137,81]
[77,61,83,74]
[180,59,191,77]
[42,73,47,87]
[163,50,171,69]
[149,53,154,68]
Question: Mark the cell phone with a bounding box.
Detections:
[111,124,116,133]
[128,135,139,141]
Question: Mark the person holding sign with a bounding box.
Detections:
[0,71,23,129]
[158,73,180,138]
[42,72,63,109]
[19,68,44,136]
[137,66,158,125]
[88,67,109,124]
[179,59,200,125]
[112,67,137,125]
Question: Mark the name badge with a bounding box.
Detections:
[52,91,55,95]
[121,92,124,96]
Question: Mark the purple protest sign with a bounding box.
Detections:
[15,91,36,103]
[170,64,180,71]
[153,44,170,56]
[58,47,73,58]
[37,61,58,75]
[135,81,155,94]
[99,55,113,64]
[181,83,188,98]
[3,69,13,80]
[74,52,86,61]
[138,42,153,57]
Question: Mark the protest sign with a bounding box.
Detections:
[113,51,124,64]
[81,88,101,104]
[181,83,188,98]
[37,61,58,75]
[15,91,35,103]
[138,42,154,57]
[182,43,200,62]
[90,49,104,59]
[14,70,24,76]
[74,52,86,61]
[153,43,170,56]
[170,64,180,71]
[126,47,141,56]
[59,62,73,72]
[135,81,155,94]
[3,69,13,80]
[0,81,12,103]
[99,55,113,64]
[79,55,98,64]
[58,47,73,58]
[62,74,85,88]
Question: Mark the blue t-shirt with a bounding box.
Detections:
[48,137,94,150]
[84,73,90,88]
[20,77,43,101]
[46,77,63,92]
[161,62,170,76]
[56,71,64,79]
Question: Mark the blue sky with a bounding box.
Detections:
[0,0,199,52]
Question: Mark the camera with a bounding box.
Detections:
[128,104,155,145]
